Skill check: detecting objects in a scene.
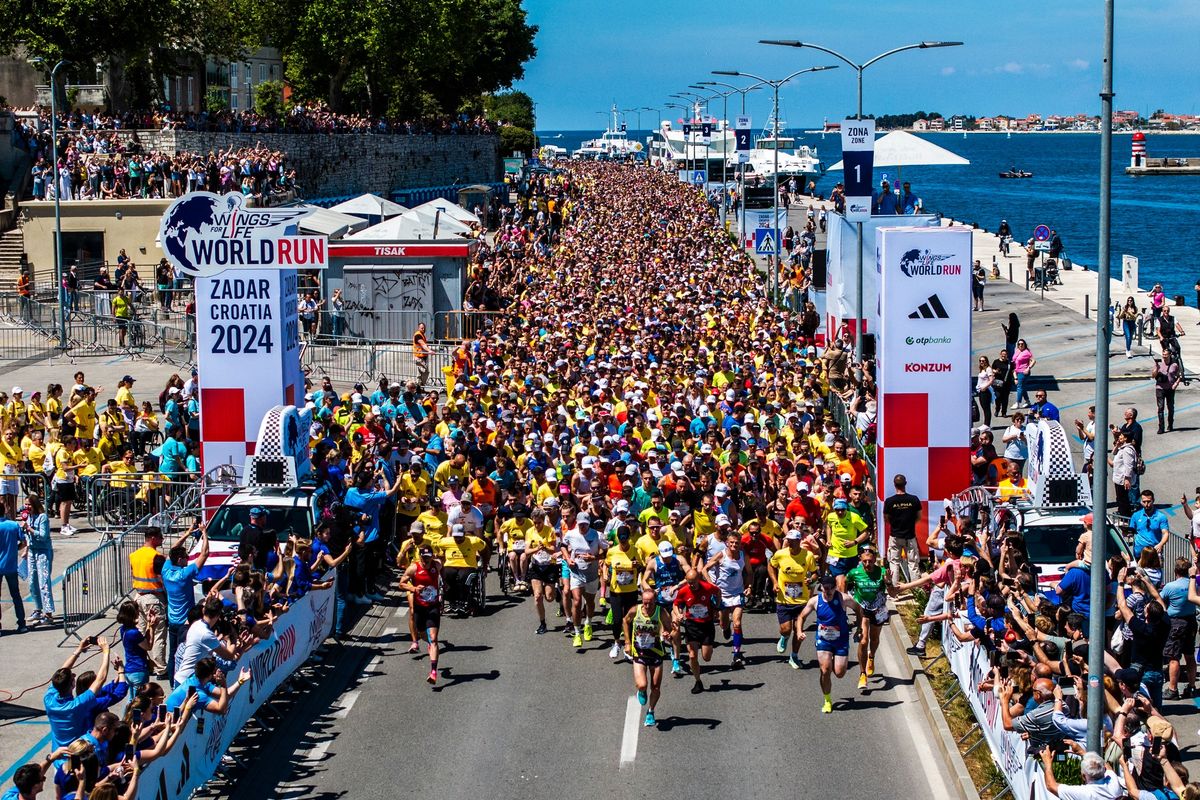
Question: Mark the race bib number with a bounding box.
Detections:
[825,555,839,566]
[635,633,657,651]
[689,604,710,620]
[418,586,438,603]
[818,623,841,642]
[615,569,635,586]
[532,551,551,565]
[784,583,804,600]
[658,586,677,603]
[511,540,526,552]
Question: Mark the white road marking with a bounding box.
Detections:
[394,606,409,618]
[302,738,333,763]
[383,627,399,636]
[618,694,641,769]
[876,638,953,800]
[366,655,383,672]
[330,689,360,719]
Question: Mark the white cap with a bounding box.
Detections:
[576,513,590,526]
[545,468,558,480]
[543,497,560,509]
[714,483,730,497]
[658,541,675,556]
[624,463,639,476]
[715,513,731,527]
[10,386,21,394]
[169,387,181,394]
[700,444,713,454]
[671,461,684,476]
[582,456,597,469]
[743,413,755,424]
[797,481,811,493]
[840,473,853,483]
[451,524,466,537]
[785,530,804,541]
[614,500,630,513]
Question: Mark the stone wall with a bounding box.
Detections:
[111,131,500,198]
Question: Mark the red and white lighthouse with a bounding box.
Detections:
[1131,131,1146,168]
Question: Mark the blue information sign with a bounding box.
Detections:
[840,119,876,221]
[754,228,778,255]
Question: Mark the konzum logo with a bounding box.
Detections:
[898,249,962,278]
[904,362,953,373]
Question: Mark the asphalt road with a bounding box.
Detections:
[220,585,958,800]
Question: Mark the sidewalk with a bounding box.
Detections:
[0,356,183,780]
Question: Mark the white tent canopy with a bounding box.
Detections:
[411,199,481,226]
[827,130,970,171]
[346,207,472,241]
[328,193,407,219]
[296,205,369,239]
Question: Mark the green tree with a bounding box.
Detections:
[204,87,228,112]
[498,125,535,157]
[483,90,535,130]
[254,79,285,117]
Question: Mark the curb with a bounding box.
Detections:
[888,601,983,800]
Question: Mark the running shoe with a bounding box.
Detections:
[644,710,656,727]
[857,674,868,690]
[671,661,687,678]
[866,657,875,676]
[583,623,593,642]
[598,596,608,609]
[776,635,787,653]
[637,689,647,706]
[731,653,746,670]
[604,608,613,625]
[905,644,926,657]
[61,525,77,537]
[427,669,437,685]
[821,698,833,714]
[691,680,704,694]
[536,621,547,635]
[555,608,564,617]
[572,633,583,648]
[608,642,621,659]
[788,655,802,670]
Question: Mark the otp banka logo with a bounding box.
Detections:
[159,192,317,278]
[898,248,961,278]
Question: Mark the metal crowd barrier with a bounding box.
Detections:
[301,339,453,389]
[61,471,206,640]
[85,471,193,533]
[435,310,507,341]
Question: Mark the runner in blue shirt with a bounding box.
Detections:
[1129,489,1170,556]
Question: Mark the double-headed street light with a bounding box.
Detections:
[698,81,765,239]
[760,39,962,359]
[713,66,838,303]
[31,56,71,347]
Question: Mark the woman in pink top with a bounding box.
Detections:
[1149,283,1166,335]
[1012,339,1036,407]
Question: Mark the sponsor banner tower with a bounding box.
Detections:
[876,226,973,550]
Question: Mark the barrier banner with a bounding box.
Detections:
[135,586,334,800]
[876,226,972,549]
[941,618,1049,800]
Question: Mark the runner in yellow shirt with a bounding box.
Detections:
[768,530,818,668]
[498,505,536,590]
[635,518,682,564]
[826,498,869,592]
[602,524,642,660]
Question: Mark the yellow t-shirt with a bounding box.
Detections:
[770,547,816,604]
[115,386,136,411]
[827,510,868,559]
[691,508,717,543]
[416,510,447,544]
[433,460,470,490]
[76,446,104,477]
[499,517,535,553]
[605,545,641,593]
[397,473,428,518]
[0,438,21,468]
[25,440,46,470]
[54,447,75,481]
[635,529,681,563]
[105,460,137,488]
[996,478,1031,503]
[68,400,97,438]
[437,535,487,568]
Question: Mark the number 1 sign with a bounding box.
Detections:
[841,119,876,222]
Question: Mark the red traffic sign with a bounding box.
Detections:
[1033,225,1051,242]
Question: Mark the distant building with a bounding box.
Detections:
[912,118,930,131]
[976,117,994,131]
[928,116,945,131]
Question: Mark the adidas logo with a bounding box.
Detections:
[908,294,949,320]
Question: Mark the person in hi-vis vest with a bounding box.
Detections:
[130,529,169,676]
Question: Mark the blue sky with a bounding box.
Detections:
[514,0,1199,130]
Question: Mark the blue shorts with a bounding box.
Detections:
[560,561,571,580]
[828,556,859,577]
[815,639,850,657]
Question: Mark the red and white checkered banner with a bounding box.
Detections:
[876,226,973,549]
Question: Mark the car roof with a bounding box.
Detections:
[218,487,314,507]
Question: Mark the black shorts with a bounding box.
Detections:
[414,604,441,633]
[528,561,557,584]
[1164,617,1197,661]
[633,653,664,668]
[54,482,75,502]
[683,620,716,647]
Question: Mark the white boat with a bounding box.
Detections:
[571,105,644,161]
[742,111,824,185]
[647,106,737,180]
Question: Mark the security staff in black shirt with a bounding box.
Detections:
[882,474,922,586]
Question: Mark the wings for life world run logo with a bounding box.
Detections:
[158,192,322,278]
[898,248,962,278]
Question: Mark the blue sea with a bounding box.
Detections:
[537,129,1200,299]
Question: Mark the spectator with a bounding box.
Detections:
[128,529,168,678]
[173,596,249,686]
[1159,557,1197,700]
[0,504,27,633]
[162,526,209,682]
[1116,568,1169,708]
[1039,749,1123,799]
[22,494,54,625]
[43,638,111,749]
[1129,490,1170,557]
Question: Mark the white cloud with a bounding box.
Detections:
[940,66,956,76]
[1001,62,1024,74]
[1066,58,1089,71]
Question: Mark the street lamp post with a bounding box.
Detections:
[713,66,838,304]
[664,102,688,173]
[672,92,706,175]
[1086,0,1115,754]
[33,57,71,347]
[699,81,766,250]
[640,107,661,165]
[691,84,732,227]
[760,39,962,359]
